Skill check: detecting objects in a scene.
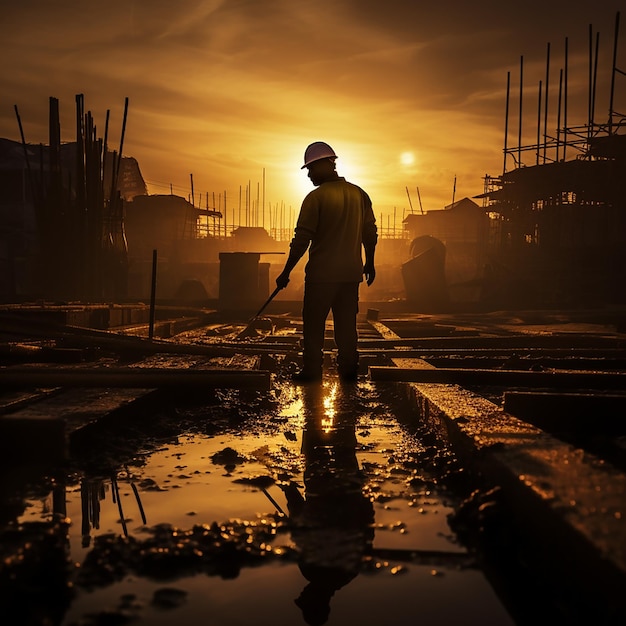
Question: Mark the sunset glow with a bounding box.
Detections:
[1,1,623,224]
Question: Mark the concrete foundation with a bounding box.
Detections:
[218,252,270,315]
[386,355,626,622]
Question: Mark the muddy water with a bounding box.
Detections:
[15,379,515,626]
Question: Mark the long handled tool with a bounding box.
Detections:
[236,285,282,339]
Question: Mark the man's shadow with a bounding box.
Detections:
[281,381,375,625]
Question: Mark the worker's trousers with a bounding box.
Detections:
[301,281,359,376]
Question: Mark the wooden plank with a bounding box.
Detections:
[0,343,86,364]
[369,365,626,390]
[420,356,626,370]
[0,314,298,357]
[365,347,626,358]
[0,367,270,390]
[358,335,626,349]
[367,320,405,341]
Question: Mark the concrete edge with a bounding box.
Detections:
[384,356,626,618]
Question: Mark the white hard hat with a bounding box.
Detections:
[301,141,337,169]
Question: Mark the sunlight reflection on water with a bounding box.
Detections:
[18,380,515,625]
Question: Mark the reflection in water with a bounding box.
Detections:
[79,473,147,546]
[282,382,375,625]
[80,478,105,548]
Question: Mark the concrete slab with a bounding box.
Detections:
[366,318,625,619]
[380,354,626,618]
[0,387,155,464]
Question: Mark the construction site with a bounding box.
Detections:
[1,11,626,626]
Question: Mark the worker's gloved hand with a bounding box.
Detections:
[364,263,376,286]
[276,272,290,289]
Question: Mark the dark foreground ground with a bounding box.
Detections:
[1,304,625,625]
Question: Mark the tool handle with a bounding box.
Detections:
[253,285,282,319]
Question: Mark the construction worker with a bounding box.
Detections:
[276,141,378,383]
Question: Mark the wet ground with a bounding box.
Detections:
[2,368,524,626]
[3,307,626,625]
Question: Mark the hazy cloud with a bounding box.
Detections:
[1,0,623,212]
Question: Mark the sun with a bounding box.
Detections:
[400,151,415,166]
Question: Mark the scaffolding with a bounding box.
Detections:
[9,95,132,301]
[479,12,626,307]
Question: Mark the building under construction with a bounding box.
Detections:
[0,96,233,304]
[0,96,142,302]
[479,12,626,308]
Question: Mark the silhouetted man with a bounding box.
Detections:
[276,141,377,383]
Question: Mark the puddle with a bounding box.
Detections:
[6,379,516,625]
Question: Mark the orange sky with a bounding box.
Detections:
[1,1,623,231]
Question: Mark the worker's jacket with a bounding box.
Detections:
[290,177,378,283]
